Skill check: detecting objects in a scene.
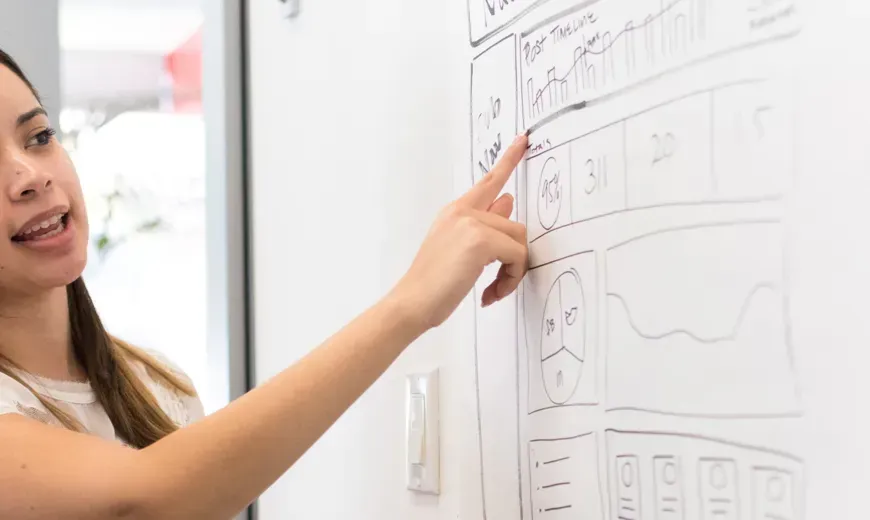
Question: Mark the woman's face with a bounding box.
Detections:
[0,65,88,296]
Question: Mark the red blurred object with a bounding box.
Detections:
[164,26,202,113]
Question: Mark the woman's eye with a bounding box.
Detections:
[27,128,57,148]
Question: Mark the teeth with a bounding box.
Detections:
[20,214,64,236]
[31,220,65,241]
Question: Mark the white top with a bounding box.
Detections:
[0,350,204,445]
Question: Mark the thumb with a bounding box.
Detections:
[488,193,514,219]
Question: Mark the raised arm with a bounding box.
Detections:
[0,132,530,520]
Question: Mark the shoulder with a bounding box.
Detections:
[0,371,59,426]
[127,348,206,427]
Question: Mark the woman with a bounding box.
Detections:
[0,48,529,518]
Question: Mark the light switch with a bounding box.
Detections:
[408,394,425,465]
[406,370,439,494]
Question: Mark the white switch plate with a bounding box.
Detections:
[406,370,440,494]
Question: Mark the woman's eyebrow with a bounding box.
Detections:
[17,107,47,127]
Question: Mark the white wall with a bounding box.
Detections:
[247,1,478,519]
[0,0,62,125]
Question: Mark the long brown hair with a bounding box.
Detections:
[0,49,196,448]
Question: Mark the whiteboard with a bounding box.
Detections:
[465,0,870,519]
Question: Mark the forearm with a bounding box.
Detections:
[138,294,424,518]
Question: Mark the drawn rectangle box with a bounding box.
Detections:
[526,145,573,242]
[698,459,739,520]
[529,432,603,519]
[568,121,627,222]
[752,467,797,520]
[712,80,795,199]
[523,251,597,414]
[653,456,685,520]
[615,455,642,520]
[624,92,712,208]
[605,431,804,520]
[471,34,519,186]
[467,0,547,47]
[605,221,800,417]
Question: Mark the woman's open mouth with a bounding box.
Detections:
[12,213,69,243]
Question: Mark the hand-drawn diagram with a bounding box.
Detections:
[524,251,597,413]
[606,431,803,520]
[519,0,799,129]
[471,32,524,520]
[526,79,795,243]
[606,221,800,417]
[527,145,572,241]
[529,432,604,519]
[467,0,804,519]
[540,269,585,404]
[472,34,520,184]
[468,0,550,47]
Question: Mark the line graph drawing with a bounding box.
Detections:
[608,282,778,343]
[518,0,799,127]
[524,0,699,120]
[524,251,598,413]
[540,268,586,405]
[605,221,801,417]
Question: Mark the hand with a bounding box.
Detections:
[391,132,530,331]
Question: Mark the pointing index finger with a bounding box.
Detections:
[461,130,529,209]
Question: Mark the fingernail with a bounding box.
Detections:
[513,134,526,145]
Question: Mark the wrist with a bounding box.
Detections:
[381,285,430,339]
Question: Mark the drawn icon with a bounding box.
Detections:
[699,459,739,520]
[540,269,585,405]
[537,156,563,230]
[752,468,796,520]
[616,455,641,520]
[654,456,684,520]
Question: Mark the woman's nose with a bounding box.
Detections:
[6,155,53,202]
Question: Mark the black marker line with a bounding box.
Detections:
[606,282,779,344]
[528,402,598,415]
[529,197,782,246]
[543,456,571,465]
[606,218,781,251]
[525,26,799,133]
[529,249,594,271]
[606,429,804,462]
[603,408,802,420]
[524,0,685,111]
[526,78,763,159]
[531,430,596,444]
[470,0,555,48]
[541,481,571,489]
[473,31,519,61]
[541,345,584,363]
[544,505,572,512]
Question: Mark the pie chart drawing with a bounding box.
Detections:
[537,155,563,230]
[540,268,585,405]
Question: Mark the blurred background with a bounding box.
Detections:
[59,0,209,411]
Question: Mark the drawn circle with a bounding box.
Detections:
[621,461,634,488]
[539,269,585,405]
[767,475,786,502]
[536,156,562,230]
[662,461,678,485]
[710,463,728,490]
